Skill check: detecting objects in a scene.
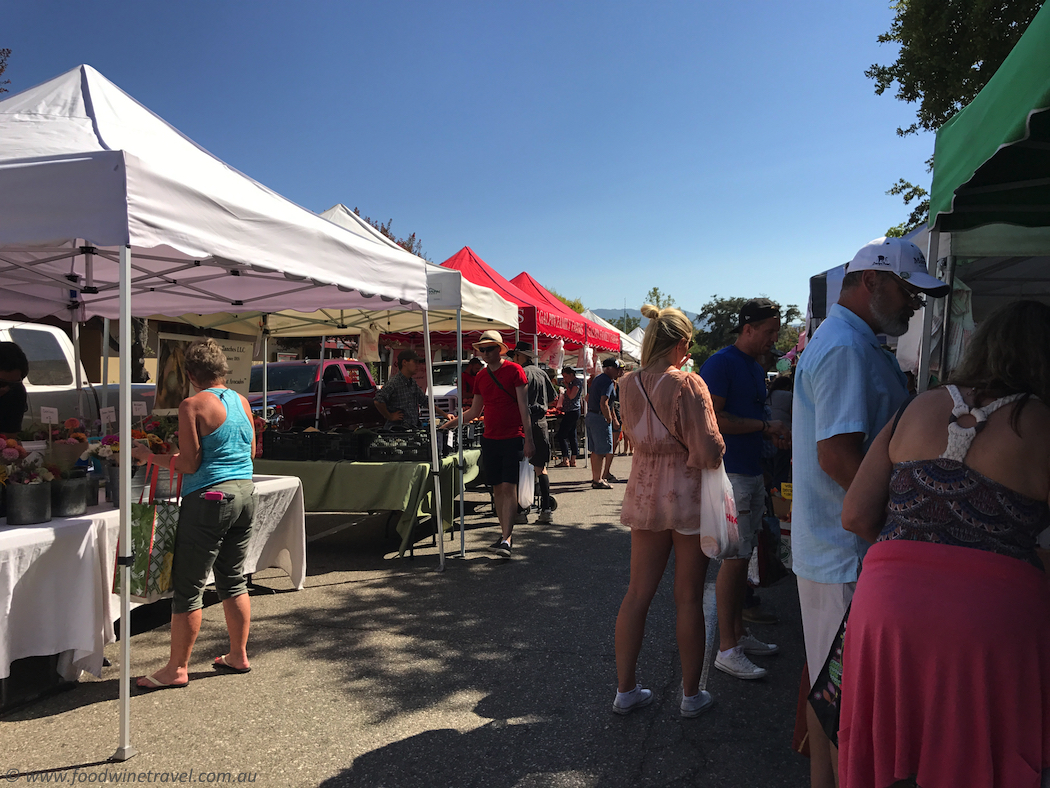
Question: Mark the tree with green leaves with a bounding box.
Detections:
[610,314,641,335]
[690,296,800,367]
[869,0,1043,234]
[351,207,430,261]
[644,287,675,309]
[1,48,11,95]
[547,288,585,314]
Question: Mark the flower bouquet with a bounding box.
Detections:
[48,417,91,474]
[2,437,55,524]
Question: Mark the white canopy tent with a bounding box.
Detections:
[165,204,520,557]
[0,65,450,759]
[582,308,639,363]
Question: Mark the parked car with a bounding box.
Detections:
[428,361,462,416]
[248,359,381,430]
[0,320,155,432]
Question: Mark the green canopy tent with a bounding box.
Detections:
[918,2,1050,387]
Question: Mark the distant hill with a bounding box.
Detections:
[592,307,701,329]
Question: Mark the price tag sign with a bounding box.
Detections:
[781,482,792,501]
[40,406,59,424]
[100,407,116,426]
[132,401,149,417]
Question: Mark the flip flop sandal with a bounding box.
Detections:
[213,655,252,674]
[136,675,189,692]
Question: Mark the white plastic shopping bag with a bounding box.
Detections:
[518,458,535,509]
[699,465,742,559]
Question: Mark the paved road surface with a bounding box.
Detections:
[1,458,810,787]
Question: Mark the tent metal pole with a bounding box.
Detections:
[113,244,137,762]
[262,316,269,420]
[937,255,957,379]
[71,314,83,420]
[422,310,445,571]
[457,309,466,558]
[102,318,111,410]
[918,230,941,392]
[314,336,326,429]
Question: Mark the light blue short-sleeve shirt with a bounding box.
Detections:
[791,304,908,584]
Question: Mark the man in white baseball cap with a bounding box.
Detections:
[791,236,948,785]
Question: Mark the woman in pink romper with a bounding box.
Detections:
[612,304,725,718]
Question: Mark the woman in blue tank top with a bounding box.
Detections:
[131,338,257,691]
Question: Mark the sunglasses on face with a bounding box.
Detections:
[478,346,501,354]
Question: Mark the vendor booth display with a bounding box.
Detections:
[0,64,440,757]
[911,3,1050,385]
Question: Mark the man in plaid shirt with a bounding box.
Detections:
[375,349,450,428]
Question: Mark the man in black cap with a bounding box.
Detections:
[510,341,558,523]
[700,298,789,681]
[375,348,450,428]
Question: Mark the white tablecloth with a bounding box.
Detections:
[0,474,305,681]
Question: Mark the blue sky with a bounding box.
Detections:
[4,1,934,316]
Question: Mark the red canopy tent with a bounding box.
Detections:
[510,271,619,352]
[441,246,590,347]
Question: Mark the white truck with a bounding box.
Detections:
[0,320,155,432]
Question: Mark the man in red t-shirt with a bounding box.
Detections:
[460,357,483,408]
[444,330,533,558]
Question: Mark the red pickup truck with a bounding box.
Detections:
[248,360,382,430]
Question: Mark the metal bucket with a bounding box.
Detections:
[6,481,52,525]
[51,474,90,517]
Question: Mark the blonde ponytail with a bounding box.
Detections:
[640,305,692,367]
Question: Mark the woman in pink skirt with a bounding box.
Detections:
[841,300,1050,788]
[612,304,725,718]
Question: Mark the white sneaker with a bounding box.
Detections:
[680,690,715,718]
[537,509,553,524]
[714,647,768,680]
[738,630,779,656]
[612,685,653,715]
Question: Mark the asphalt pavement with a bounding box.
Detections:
[1,457,810,787]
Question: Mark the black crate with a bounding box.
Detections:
[262,430,311,461]
[366,429,437,463]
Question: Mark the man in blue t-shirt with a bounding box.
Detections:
[700,298,790,682]
[585,358,623,489]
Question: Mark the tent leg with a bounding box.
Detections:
[422,311,445,571]
[936,255,956,378]
[457,310,466,558]
[262,316,269,420]
[102,318,111,410]
[114,244,137,763]
[917,231,941,392]
[314,335,326,428]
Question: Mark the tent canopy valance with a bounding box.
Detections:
[930,4,1050,233]
[0,66,429,321]
[440,247,590,347]
[510,272,619,352]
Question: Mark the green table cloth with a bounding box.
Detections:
[253,450,480,555]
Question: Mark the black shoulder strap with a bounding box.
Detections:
[637,374,687,451]
[487,366,512,398]
[890,393,917,437]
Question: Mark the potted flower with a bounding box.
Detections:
[47,417,91,476]
[46,461,91,517]
[3,439,55,524]
[82,435,145,506]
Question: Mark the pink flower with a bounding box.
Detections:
[64,417,80,430]
[2,447,19,461]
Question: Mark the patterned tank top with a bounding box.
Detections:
[878,385,1050,569]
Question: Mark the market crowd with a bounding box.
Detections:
[82,236,1049,788]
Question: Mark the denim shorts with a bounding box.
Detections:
[171,479,257,614]
[585,411,613,455]
[727,473,766,556]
